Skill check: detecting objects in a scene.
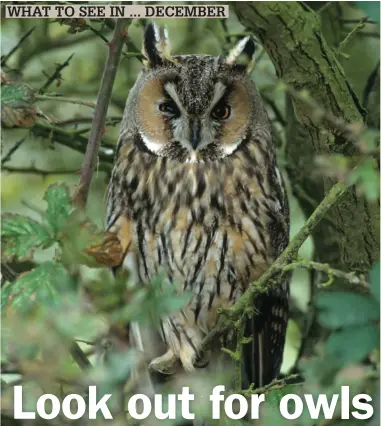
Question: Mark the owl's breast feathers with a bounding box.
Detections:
[106,129,290,385]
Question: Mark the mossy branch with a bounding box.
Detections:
[282,259,369,289]
[239,373,303,397]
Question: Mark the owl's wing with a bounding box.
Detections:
[242,167,290,388]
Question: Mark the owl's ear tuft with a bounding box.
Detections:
[142,22,174,69]
[225,36,256,74]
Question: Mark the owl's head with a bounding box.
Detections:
[124,23,269,163]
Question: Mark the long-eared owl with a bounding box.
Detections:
[106,23,290,390]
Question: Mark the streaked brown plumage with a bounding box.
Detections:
[106,23,290,390]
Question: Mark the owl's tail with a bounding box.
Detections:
[242,282,290,389]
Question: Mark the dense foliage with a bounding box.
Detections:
[1,2,380,425]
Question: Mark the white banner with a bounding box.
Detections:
[5,4,229,19]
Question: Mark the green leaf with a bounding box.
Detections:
[316,291,379,329]
[1,83,35,103]
[369,263,380,303]
[358,128,380,153]
[347,159,380,201]
[141,274,192,323]
[43,183,72,235]
[1,214,53,261]
[1,323,39,360]
[2,261,75,315]
[110,274,192,325]
[1,83,37,127]
[327,325,379,364]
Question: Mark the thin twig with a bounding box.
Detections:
[31,121,115,165]
[88,24,110,44]
[1,137,27,165]
[337,17,369,55]
[39,53,75,94]
[283,259,369,289]
[36,94,96,109]
[340,17,377,25]
[317,2,332,14]
[240,373,303,397]
[56,116,122,127]
[87,23,142,61]
[1,165,80,176]
[73,19,129,209]
[19,33,95,68]
[103,19,142,63]
[1,26,36,67]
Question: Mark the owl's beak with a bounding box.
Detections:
[190,118,201,150]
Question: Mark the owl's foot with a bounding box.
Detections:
[149,349,179,375]
[149,344,199,374]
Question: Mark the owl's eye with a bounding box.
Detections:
[158,100,180,117]
[211,103,231,120]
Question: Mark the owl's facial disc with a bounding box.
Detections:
[137,74,250,162]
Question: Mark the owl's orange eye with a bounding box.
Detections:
[158,100,180,117]
[211,103,231,120]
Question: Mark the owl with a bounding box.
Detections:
[106,23,290,391]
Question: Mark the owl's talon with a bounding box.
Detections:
[149,350,179,375]
[194,350,211,368]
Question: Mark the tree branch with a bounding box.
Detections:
[18,32,96,68]
[31,121,114,165]
[1,165,81,176]
[36,94,96,109]
[39,53,74,94]
[282,259,369,289]
[73,19,129,209]
[1,137,27,165]
[102,18,142,63]
[1,26,36,67]
[240,373,303,397]
[337,17,369,55]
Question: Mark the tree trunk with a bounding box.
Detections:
[234,2,379,273]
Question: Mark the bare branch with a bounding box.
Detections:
[102,18,142,63]
[1,26,36,67]
[283,259,370,289]
[39,53,75,94]
[73,19,130,209]
[240,373,303,396]
[2,165,81,176]
[337,17,369,55]
[36,94,96,109]
[1,137,27,165]
[31,121,114,165]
